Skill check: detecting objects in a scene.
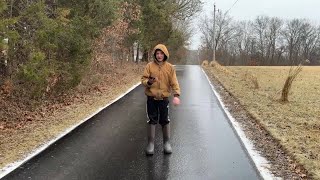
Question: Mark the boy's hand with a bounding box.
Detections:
[147,77,158,85]
[173,97,180,106]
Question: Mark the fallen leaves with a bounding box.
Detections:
[0,61,143,170]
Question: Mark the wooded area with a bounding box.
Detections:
[0,0,201,99]
[199,11,320,66]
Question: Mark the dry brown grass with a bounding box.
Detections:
[201,60,209,66]
[281,64,303,102]
[206,66,320,179]
[0,64,143,170]
[209,61,233,75]
[244,71,260,89]
[209,60,217,67]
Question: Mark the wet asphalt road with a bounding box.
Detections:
[3,66,260,180]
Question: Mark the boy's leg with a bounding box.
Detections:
[145,124,156,155]
[146,96,159,125]
[162,124,172,154]
[159,99,172,154]
[146,97,158,155]
[158,98,170,126]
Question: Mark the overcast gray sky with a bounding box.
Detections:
[189,0,320,50]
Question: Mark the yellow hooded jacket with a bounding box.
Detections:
[141,44,181,99]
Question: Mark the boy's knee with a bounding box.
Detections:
[148,120,157,125]
[160,119,170,126]
[147,116,158,125]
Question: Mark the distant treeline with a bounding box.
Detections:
[199,12,320,66]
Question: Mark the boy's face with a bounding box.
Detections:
[155,50,165,62]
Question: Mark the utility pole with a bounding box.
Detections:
[212,2,216,62]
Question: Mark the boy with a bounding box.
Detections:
[141,44,181,155]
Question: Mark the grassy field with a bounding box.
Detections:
[205,65,320,179]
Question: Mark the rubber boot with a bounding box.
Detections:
[145,124,156,156]
[162,124,172,154]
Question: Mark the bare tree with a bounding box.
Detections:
[300,22,319,62]
[253,16,269,64]
[199,14,320,66]
[266,17,283,65]
[231,21,253,65]
[199,15,214,60]
[171,0,202,20]
[215,11,234,52]
[199,11,234,64]
[282,19,305,64]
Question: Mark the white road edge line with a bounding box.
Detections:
[0,82,141,179]
[201,67,281,180]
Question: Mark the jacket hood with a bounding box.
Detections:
[153,44,169,61]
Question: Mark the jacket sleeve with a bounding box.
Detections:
[141,64,151,88]
[170,66,181,96]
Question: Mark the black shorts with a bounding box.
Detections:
[146,96,170,126]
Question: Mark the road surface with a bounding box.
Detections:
[3,66,260,180]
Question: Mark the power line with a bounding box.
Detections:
[225,0,240,14]
[212,0,239,61]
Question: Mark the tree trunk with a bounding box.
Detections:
[136,43,140,63]
[131,45,134,62]
[142,51,147,62]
